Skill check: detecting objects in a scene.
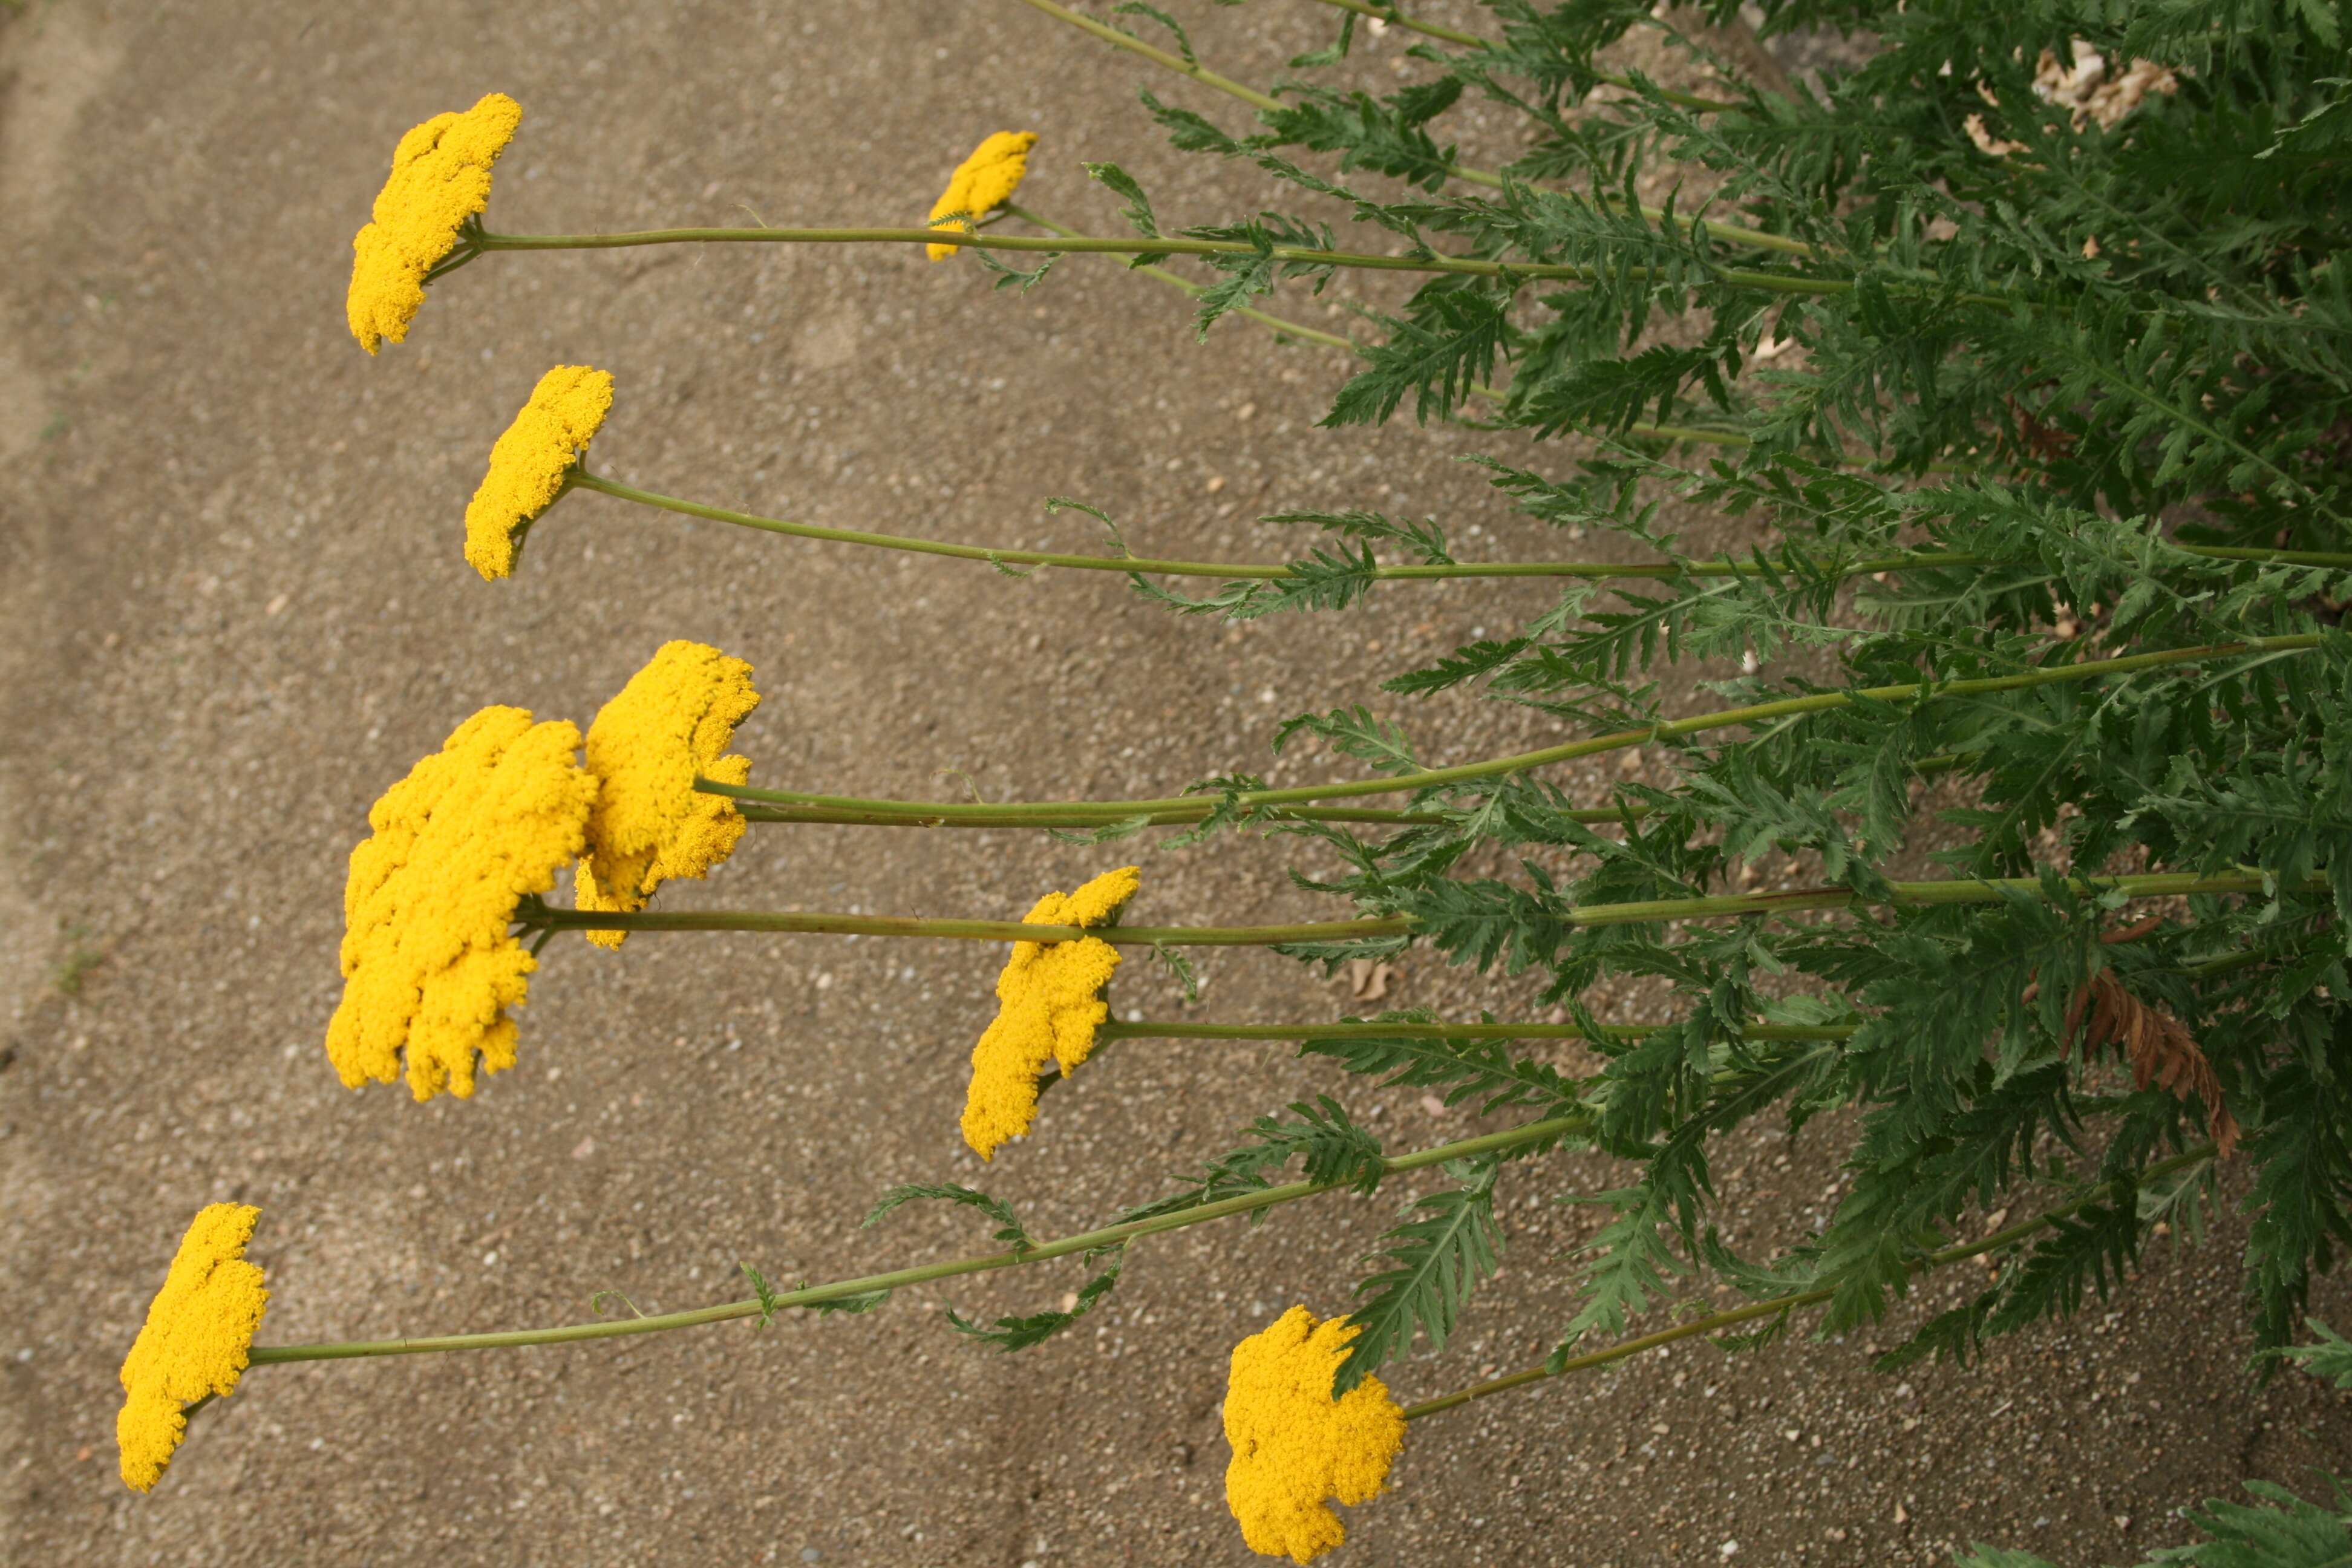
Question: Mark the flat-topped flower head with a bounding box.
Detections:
[463,366,614,580]
[960,864,1140,1158]
[347,92,522,353]
[577,641,762,949]
[1224,1305,1407,1563]
[326,706,596,1101]
[117,1204,270,1493]
[926,131,1038,260]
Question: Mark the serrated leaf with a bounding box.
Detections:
[1112,0,1193,63]
[2271,1319,2352,1388]
[863,1184,1033,1251]
[1085,160,1160,238]
[1334,1157,1502,1393]
[947,1250,1123,1351]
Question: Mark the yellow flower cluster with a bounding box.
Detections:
[960,865,1140,1159]
[1223,1306,1407,1564]
[926,131,1039,260]
[325,707,596,1102]
[577,641,762,948]
[117,1204,271,1493]
[463,365,614,580]
[347,93,522,354]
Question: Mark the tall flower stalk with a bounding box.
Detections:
[701,634,2331,819]
[521,868,2314,946]
[243,1116,1580,1365]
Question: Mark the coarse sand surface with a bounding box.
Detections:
[3,3,2347,1565]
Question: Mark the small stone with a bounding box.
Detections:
[1893,1501,1909,1525]
[802,1552,823,1564]
[572,1136,597,1160]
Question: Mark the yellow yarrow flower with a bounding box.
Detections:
[117,1204,270,1493]
[926,131,1038,260]
[1223,1305,1408,1564]
[325,706,596,1102]
[960,865,1140,1158]
[577,640,762,949]
[347,92,523,353]
[463,365,614,581]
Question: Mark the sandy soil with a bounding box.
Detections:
[2,2,2347,1565]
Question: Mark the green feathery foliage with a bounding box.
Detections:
[1960,1479,2352,1567]
[1053,0,2352,1400]
[1120,1095,1388,1225]
[2270,1316,2352,1387]
[947,1248,1126,1351]
[863,1183,1034,1250]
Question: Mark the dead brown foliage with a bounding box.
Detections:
[2064,970,2241,1157]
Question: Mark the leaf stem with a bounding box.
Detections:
[1400,1143,2217,1420]
[714,635,2329,811]
[243,1114,1583,1365]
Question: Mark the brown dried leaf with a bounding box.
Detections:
[1345,958,1399,1002]
[2064,970,2239,1157]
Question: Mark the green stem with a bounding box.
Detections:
[713,753,1981,828]
[569,470,2351,594]
[528,868,2313,945]
[716,635,2328,812]
[1001,205,1996,475]
[1097,1019,1857,1044]
[1529,869,2307,930]
[526,901,1405,946]
[244,1114,1581,1365]
[734,801,1480,829]
[1301,0,1745,114]
[573,469,1994,583]
[1400,1143,2216,1420]
[472,224,1955,305]
[1002,203,1362,352]
[1010,0,1786,255]
[1089,933,2246,1054]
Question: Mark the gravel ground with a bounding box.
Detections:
[3,2,2347,1566]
